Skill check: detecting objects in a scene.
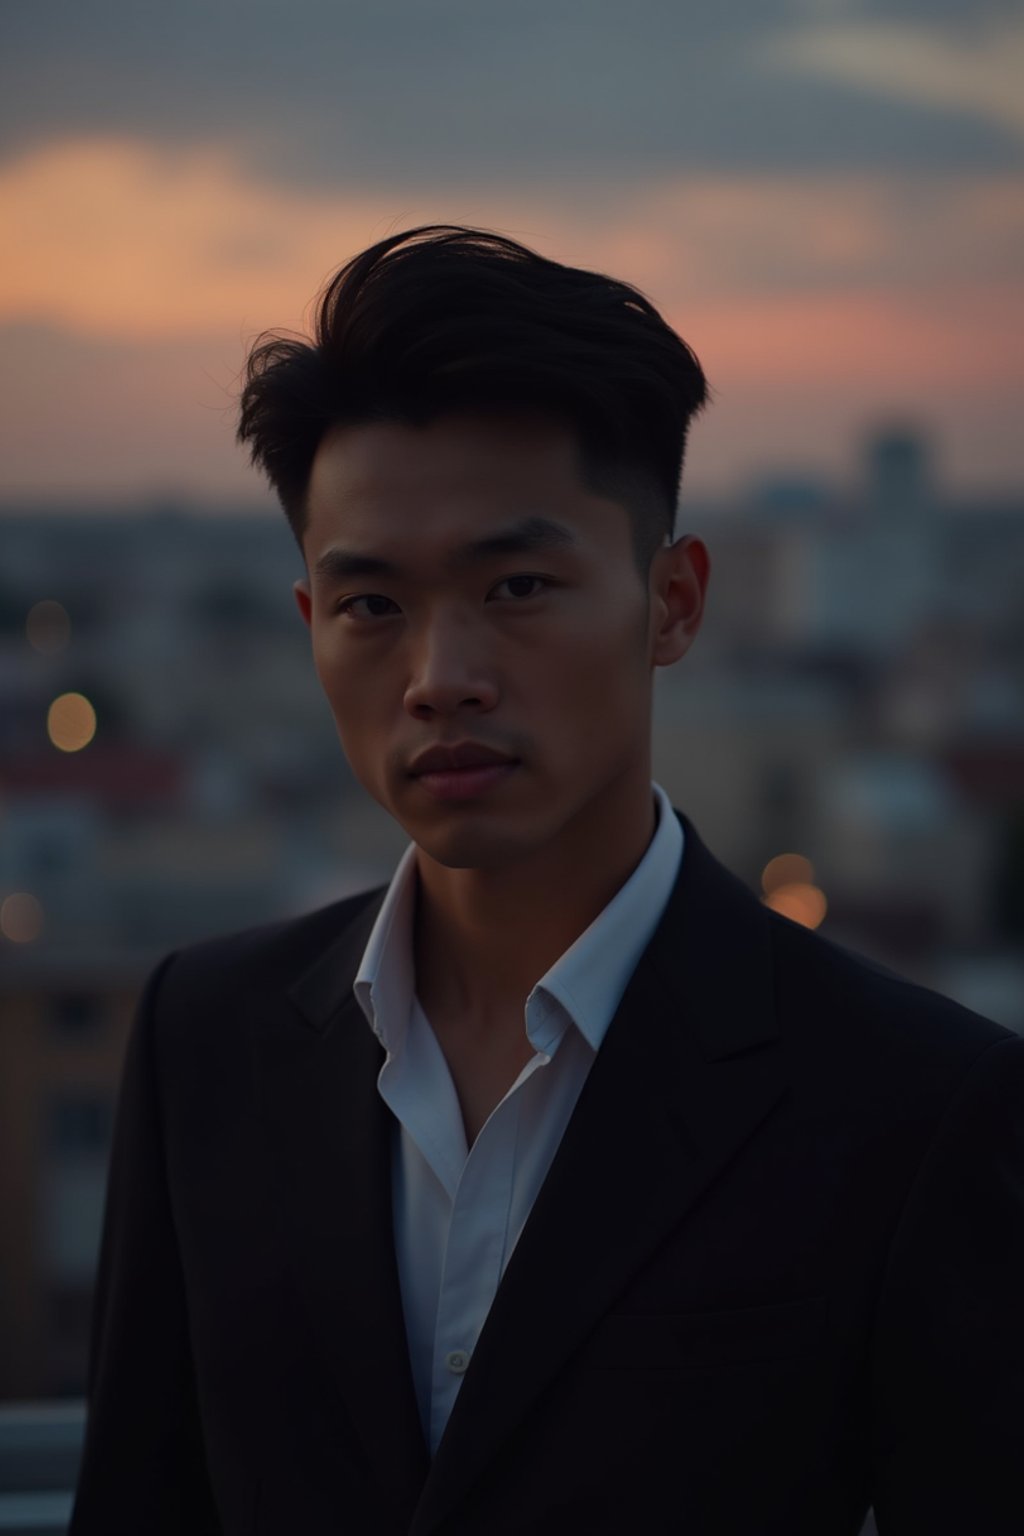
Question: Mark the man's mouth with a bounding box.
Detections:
[408,742,520,801]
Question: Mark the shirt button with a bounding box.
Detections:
[445,1349,471,1375]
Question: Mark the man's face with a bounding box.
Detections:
[295,410,685,871]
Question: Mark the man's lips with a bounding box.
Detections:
[407,742,520,802]
[408,741,519,776]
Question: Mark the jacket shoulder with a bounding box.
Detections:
[764,902,1016,1094]
[677,813,1013,1070]
[139,886,386,1033]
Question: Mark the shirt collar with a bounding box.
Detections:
[353,839,419,1053]
[527,782,682,1052]
[353,783,683,1056]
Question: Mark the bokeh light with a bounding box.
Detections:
[761,852,815,894]
[0,892,44,944]
[26,599,71,654]
[764,882,828,930]
[47,692,97,752]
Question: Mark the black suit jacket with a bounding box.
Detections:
[70,816,1024,1535]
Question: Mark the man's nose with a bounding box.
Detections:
[402,615,499,720]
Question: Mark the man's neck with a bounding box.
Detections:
[412,775,658,1031]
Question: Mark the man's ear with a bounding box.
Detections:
[293,579,313,629]
[649,534,710,668]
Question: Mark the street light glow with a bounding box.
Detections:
[0,892,44,944]
[47,692,97,752]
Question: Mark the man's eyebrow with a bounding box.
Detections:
[312,549,397,581]
[312,517,579,582]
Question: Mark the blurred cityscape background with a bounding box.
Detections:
[1,4,1022,1531]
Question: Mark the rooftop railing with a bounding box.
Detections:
[0,1402,83,1536]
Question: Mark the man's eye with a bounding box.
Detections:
[336,594,401,620]
[490,575,549,601]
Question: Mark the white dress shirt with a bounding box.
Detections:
[353,783,683,1453]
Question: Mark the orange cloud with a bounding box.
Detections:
[1,137,409,339]
[1,135,1021,498]
[3,136,1022,343]
[687,282,1024,391]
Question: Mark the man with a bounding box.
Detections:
[71,226,1022,1535]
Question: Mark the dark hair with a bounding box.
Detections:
[237,224,709,569]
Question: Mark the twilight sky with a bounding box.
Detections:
[2,0,1022,505]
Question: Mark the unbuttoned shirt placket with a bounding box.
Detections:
[378,985,577,1453]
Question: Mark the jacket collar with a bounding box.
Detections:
[261,884,429,1529]
[286,883,386,1033]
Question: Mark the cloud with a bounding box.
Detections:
[1,131,1022,501]
[3,136,1023,344]
[760,15,1024,138]
[1,0,1018,184]
[1,137,409,339]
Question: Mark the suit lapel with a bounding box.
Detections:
[413,819,789,1535]
[256,890,430,1527]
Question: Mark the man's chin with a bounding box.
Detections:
[406,818,532,874]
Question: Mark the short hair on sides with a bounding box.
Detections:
[237,224,709,571]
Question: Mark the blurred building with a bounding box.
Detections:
[0,956,140,1399]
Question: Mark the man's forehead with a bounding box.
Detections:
[304,416,633,564]
[308,412,585,501]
